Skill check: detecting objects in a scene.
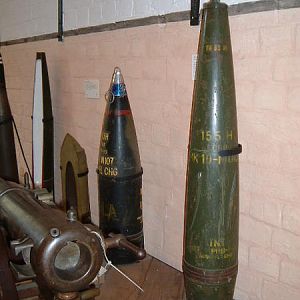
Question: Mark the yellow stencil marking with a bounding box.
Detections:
[205,44,229,53]
[105,204,117,220]
[227,130,233,140]
[100,156,114,166]
[98,166,118,177]
[200,130,222,142]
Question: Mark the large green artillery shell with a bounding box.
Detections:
[0,54,19,183]
[97,67,144,265]
[183,1,242,299]
[32,52,54,193]
[60,133,91,224]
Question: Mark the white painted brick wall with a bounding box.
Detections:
[0,0,261,42]
[0,0,57,41]
[1,6,300,299]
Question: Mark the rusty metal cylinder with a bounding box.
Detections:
[0,178,102,293]
[183,0,241,299]
[97,67,143,265]
[0,55,19,183]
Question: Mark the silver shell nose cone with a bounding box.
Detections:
[112,67,124,85]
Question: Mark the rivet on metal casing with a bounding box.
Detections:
[50,228,60,238]
[66,208,77,222]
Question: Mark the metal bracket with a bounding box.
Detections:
[10,237,36,281]
[32,188,55,206]
[58,0,64,41]
[10,237,34,264]
[10,262,36,281]
[191,0,200,26]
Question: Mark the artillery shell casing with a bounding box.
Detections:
[98,68,144,265]
[183,1,241,299]
[0,55,19,183]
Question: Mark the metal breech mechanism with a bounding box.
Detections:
[0,178,146,299]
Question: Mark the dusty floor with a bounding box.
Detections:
[98,255,185,300]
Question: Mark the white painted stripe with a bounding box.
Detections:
[32,58,44,188]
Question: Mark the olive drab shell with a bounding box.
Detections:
[183,1,241,299]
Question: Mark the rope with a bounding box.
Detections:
[90,230,144,293]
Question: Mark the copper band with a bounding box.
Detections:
[183,259,238,285]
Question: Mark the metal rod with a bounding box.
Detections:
[58,0,64,41]
[191,0,200,26]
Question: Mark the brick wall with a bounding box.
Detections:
[0,0,260,42]
[0,6,300,300]
[231,8,300,299]
[0,0,57,41]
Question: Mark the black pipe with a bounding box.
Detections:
[58,0,64,41]
[191,0,201,26]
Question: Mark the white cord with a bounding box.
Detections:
[0,187,24,198]
[91,230,144,293]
